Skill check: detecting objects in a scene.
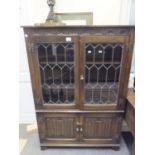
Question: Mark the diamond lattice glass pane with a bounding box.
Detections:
[104,45,113,62]
[98,66,106,82]
[95,45,104,62]
[84,43,124,104]
[90,66,97,83]
[114,45,122,62]
[107,66,115,82]
[47,45,56,62]
[37,43,75,104]
[38,45,46,62]
[56,44,65,61]
[66,47,74,62]
[86,44,94,62]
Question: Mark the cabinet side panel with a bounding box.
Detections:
[23,28,43,107]
[117,28,135,109]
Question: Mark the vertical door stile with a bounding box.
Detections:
[79,114,84,141]
[74,36,80,109]
[29,41,44,107]
[79,37,85,109]
[117,36,131,109]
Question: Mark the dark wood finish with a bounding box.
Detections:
[112,146,120,151]
[82,113,122,142]
[125,89,135,155]
[37,112,123,148]
[30,35,80,109]
[118,29,135,110]
[23,26,135,149]
[40,146,47,150]
[37,113,79,143]
[22,25,133,36]
[40,143,120,147]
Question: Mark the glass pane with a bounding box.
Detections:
[104,45,113,62]
[37,43,75,104]
[85,43,124,104]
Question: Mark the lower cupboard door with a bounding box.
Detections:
[82,113,123,144]
[37,113,79,144]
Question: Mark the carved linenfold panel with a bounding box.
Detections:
[45,117,76,138]
[111,117,122,142]
[83,117,119,139]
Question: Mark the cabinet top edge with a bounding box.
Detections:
[21,25,135,29]
[35,109,125,113]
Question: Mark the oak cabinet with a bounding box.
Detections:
[23,26,134,149]
[37,113,79,142]
[82,113,122,141]
[37,113,122,146]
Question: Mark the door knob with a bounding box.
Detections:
[80,127,83,132]
[76,127,79,132]
[80,75,84,80]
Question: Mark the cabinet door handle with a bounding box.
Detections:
[80,127,83,132]
[76,127,79,132]
[80,75,84,80]
[76,122,82,126]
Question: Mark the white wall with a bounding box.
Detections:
[19,0,134,123]
[129,0,135,73]
[20,0,131,25]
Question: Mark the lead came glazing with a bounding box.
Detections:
[37,43,75,104]
[85,43,124,104]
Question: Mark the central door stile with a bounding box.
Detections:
[74,36,81,109]
[75,114,84,141]
[79,37,85,110]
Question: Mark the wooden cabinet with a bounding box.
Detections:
[37,113,79,142]
[82,114,122,140]
[23,26,135,149]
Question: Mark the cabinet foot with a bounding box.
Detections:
[112,146,120,151]
[40,146,47,150]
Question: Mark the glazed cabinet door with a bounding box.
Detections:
[79,35,130,110]
[37,113,80,144]
[26,35,80,109]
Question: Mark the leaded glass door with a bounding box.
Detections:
[80,36,127,109]
[32,36,80,108]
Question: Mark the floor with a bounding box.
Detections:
[19,124,130,155]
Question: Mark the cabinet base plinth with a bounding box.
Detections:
[40,143,120,149]
[40,146,47,150]
[112,146,120,151]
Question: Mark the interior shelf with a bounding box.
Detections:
[42,83,75,89]
[40,61,74,65]
[85,83,118,104]
[86,61,121,65]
